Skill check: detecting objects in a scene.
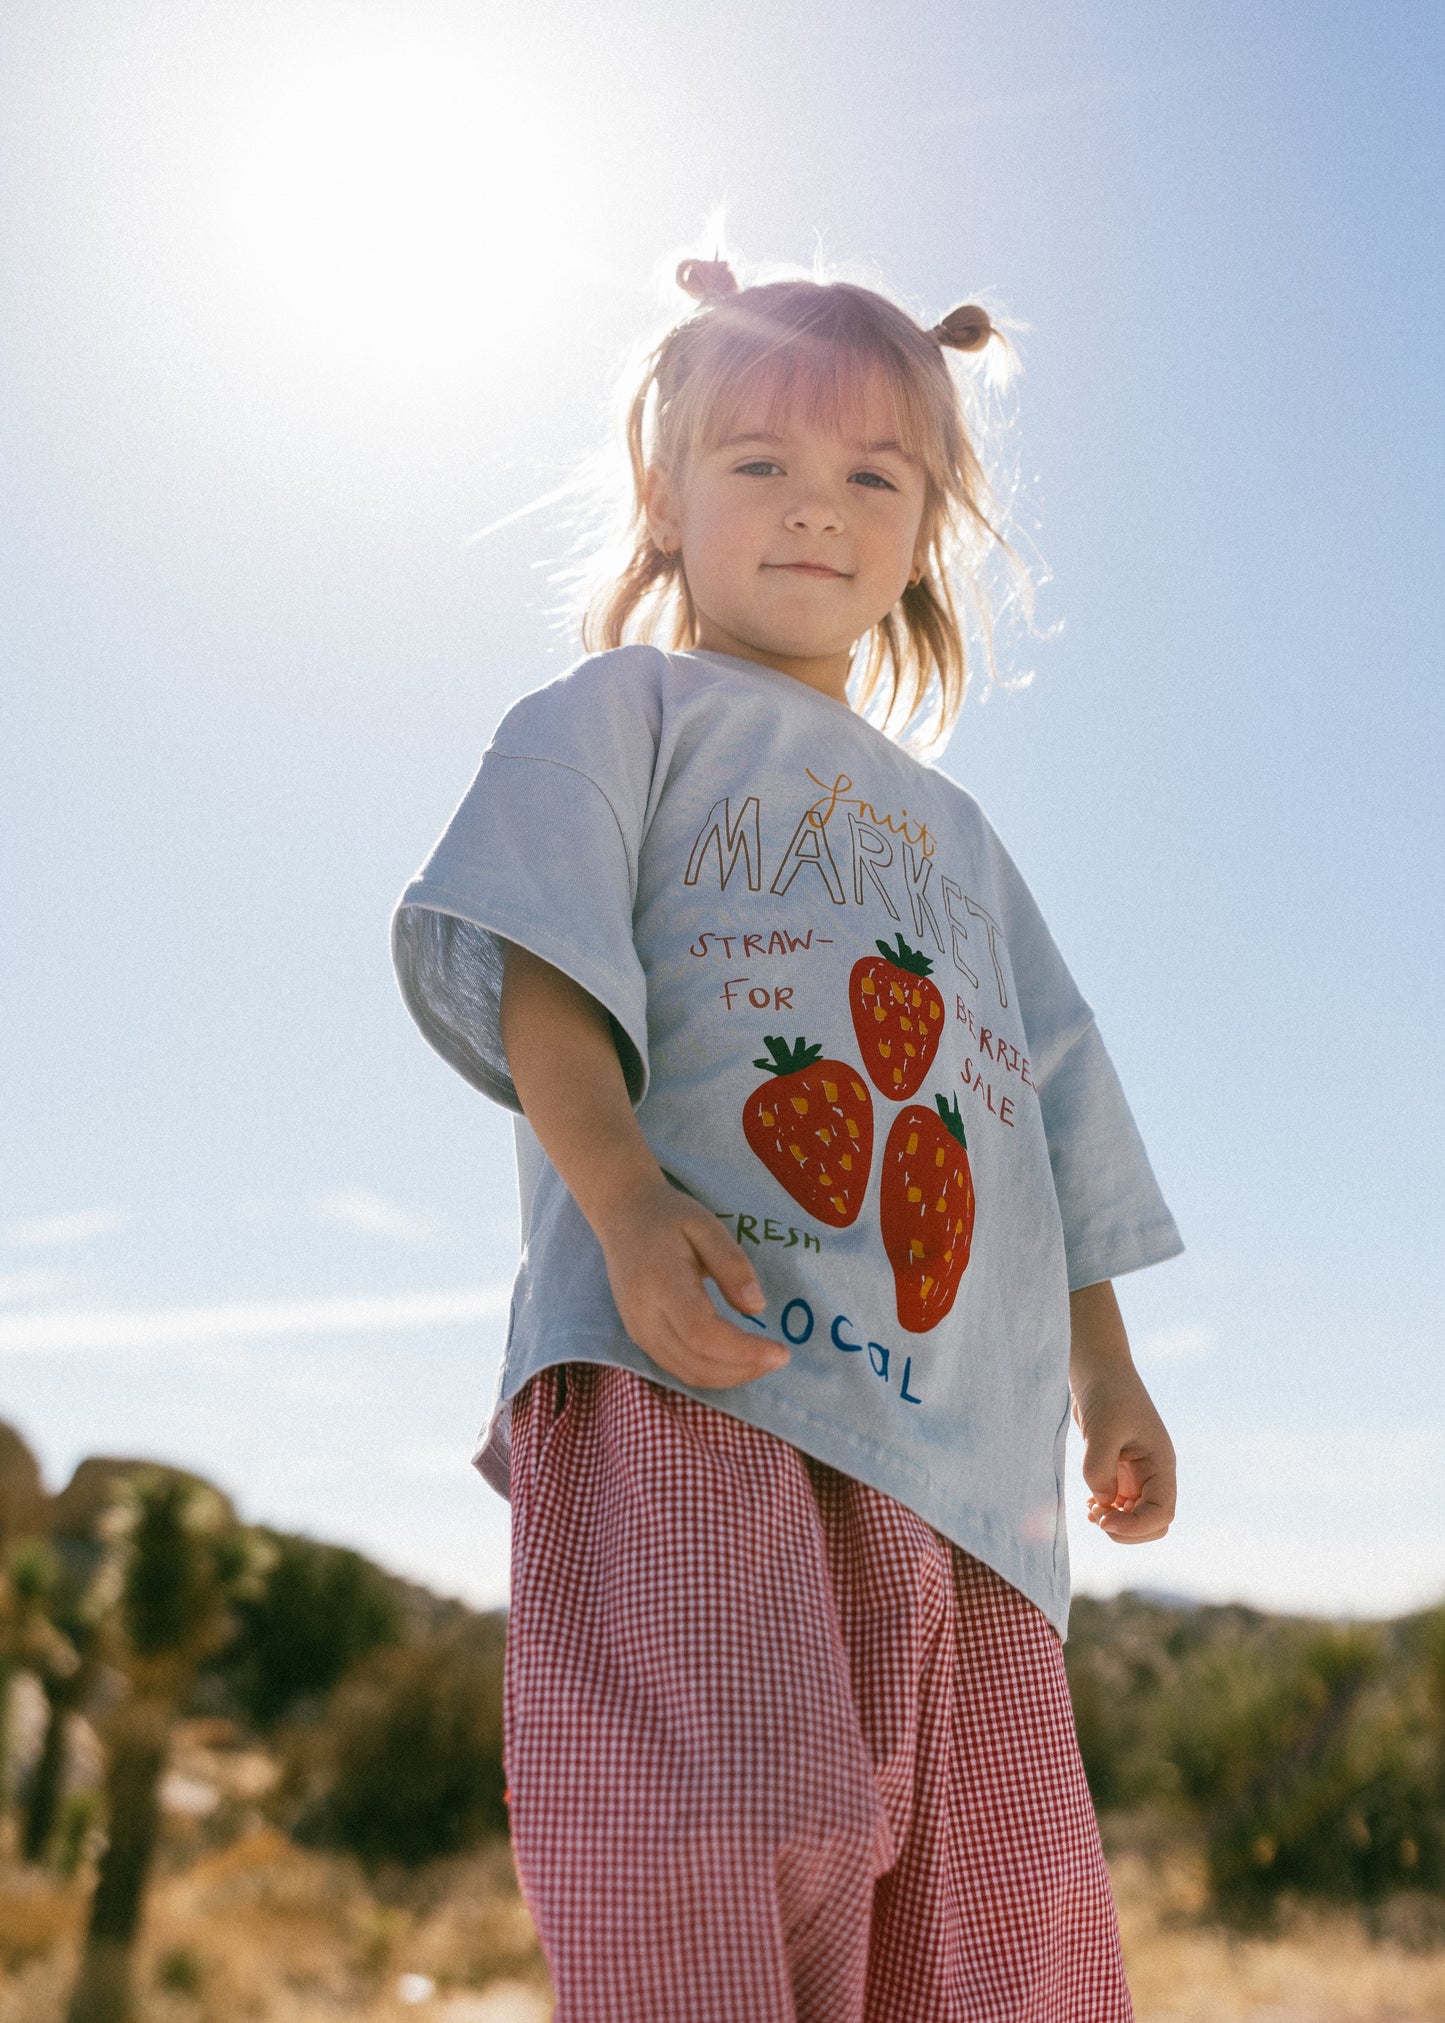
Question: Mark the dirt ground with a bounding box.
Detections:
[5,1825,1445,2022]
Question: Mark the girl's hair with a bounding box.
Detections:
[581,256,1021,748]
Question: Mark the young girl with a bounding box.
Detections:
[393,256,1181,2022]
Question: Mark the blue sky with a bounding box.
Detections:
[4,0,1442,1615]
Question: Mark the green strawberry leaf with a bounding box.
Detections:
[934,1092,968,1148]
[753,1034,826,1076]
[875,932,934,978]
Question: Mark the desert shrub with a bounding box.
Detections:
[56,1792,101,1879]
[1064,1595,1445,1923]
[309,1617,508,1867]
[1163,1620,1445,1919]
[155,1946,204,1993]
[220,1533,402,1726]
[1064,1594,1187,1810]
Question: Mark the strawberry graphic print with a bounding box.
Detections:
[742,1036,874,1227]
[880,1095,977,1332]
[849,934,946,1100]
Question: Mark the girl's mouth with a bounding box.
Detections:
[766,562,850,579]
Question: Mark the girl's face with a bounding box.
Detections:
[645,368,929,703]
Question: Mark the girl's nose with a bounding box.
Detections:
[784,491,844,534]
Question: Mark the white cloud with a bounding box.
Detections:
[5,1209,128,1251]
[1139,1321,1215,1363]
[0,1286,510,1357]
[313,1190,433,1244]
[0,1271,55,1305]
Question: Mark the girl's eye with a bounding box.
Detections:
[734,459,782,477]
[850,470,897,491]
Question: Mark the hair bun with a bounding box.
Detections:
[930,303,993,353]
[676,257,740,303]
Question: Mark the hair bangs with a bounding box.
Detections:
[676,330,945,487]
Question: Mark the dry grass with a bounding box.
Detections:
[6,1818,1445,2021]
[1115,1838,1445,2022]
[0,1871,81,1977]
[0,1830,550,2023]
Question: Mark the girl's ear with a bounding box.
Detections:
[910,511,936,588]
[644,464,683,556]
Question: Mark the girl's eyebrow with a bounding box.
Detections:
[716,431,912,457]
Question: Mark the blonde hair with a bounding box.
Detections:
[581,257,1021,749]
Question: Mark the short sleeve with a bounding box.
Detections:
[391,651,664,1112]
[982,814,1184,1290]
[1035,1022,1183,1288]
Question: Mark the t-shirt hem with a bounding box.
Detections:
[475,1334,1072,1637]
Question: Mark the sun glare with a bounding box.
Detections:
[225,41,603,371]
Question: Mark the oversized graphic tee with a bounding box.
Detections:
[392,645,1182,1631]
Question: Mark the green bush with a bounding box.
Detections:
[310,1617,508,1867]
[1065,1598,1445,1924]
[220,1534,402,1726]
[155,1947,204,1994]
[1064,1593,1187,1810]
[1178,1625,1444,1918]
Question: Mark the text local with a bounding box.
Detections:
[761,1297,924,1406]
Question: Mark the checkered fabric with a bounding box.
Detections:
[505,1363,1132,2023]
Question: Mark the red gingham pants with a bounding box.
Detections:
[504,1364,1132,2023]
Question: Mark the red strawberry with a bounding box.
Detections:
[849,934,945,1100]
[743,1036,874,1228]
[880,1094,976,1332]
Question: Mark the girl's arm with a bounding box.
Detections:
[499,942,788,1389]
[1069,1280,1177,1542]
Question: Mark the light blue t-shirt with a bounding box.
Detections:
[392,644,1182,1632]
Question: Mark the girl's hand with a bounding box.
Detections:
[595,1177,789,1390]
[1069,1281,1177,1543]
[499,944,787,1391]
